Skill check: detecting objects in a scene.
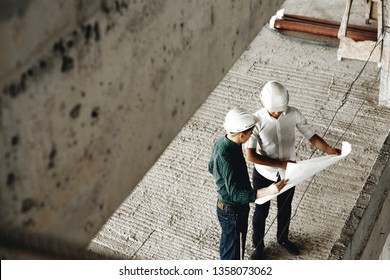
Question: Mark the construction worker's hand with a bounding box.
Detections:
[326,147,341,156]
[269,179,289,194]
[256,179,289,198]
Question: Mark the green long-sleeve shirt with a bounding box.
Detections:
[208,136,256,206]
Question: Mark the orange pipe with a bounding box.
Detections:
[273,19,377,42]
[283,14,377,34]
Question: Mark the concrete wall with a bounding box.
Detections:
[0,0,284,256]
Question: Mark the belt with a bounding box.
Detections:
[217,200,236,212]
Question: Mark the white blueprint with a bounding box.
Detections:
[255,142,352,205]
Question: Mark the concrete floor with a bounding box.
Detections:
[88,0,390,259]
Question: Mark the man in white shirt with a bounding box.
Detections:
[246,81,341,259]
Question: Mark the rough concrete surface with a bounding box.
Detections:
[89,1,390,259]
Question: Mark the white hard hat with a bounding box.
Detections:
[260,81,289,112]
[223,108,259,133]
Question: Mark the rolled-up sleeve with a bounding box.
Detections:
[296,110,315,139]
[246,126,260,149]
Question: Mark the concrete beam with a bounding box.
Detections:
[0,0,284,255]
[329,134,390,260]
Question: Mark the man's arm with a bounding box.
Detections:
[246,148,294,170]
[309,134,341,155]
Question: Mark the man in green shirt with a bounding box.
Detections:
[209,108,288,260]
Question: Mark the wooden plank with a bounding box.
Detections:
[370,1,378,20]
[338,0,353,39]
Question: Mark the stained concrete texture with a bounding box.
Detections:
[89,0,390,259]
[0,0,285,254]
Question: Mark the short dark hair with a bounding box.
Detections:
[242,125,255,134]
[228,125,255,136]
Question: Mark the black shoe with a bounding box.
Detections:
[278,240,300,256]
[250,249,268,260]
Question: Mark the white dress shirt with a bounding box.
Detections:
[246,106,315,181]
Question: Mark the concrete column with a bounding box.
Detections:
[379,0,390,106]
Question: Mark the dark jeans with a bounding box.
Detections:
[217,202,249,260]
[252,168,295,252]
